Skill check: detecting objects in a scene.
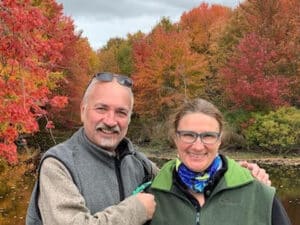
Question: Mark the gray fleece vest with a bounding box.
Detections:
[26,128,153,225]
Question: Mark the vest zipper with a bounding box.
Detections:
[115,159,125,201]
[188,192,201,225]
[196,210,200,225]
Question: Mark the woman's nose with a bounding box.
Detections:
[192,137,205,148]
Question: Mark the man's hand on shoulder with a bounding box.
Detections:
[239,161,271,186]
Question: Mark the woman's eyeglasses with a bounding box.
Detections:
[176,130,221,145]
[93,72,133,88]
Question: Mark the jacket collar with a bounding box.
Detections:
[151,156,254,192]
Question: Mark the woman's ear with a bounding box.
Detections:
[173,134,179,146]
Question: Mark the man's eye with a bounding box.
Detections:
[94,107,106,113]
[117,111,128,117]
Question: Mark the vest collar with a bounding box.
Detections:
[77,127,134,160]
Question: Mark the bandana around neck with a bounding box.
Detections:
[176,155,222,193]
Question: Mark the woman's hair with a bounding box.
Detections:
[168,98,224,139]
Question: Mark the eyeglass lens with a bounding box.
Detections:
[177,131,220,144]
[95,73,133,88]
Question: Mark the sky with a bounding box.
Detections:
[56,0,243,50]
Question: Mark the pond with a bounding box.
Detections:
[262,163,300,225]
[0,158,299,225]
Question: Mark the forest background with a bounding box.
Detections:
[0,0,300,166]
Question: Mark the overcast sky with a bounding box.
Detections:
[56,0,243,50]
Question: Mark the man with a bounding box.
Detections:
[26,72,270,225]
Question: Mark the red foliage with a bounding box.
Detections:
[0,0,76,164]
[49,96,68,109]
[55,38,96,126]
[221,33,291,111]
[238,0,300,107]
[0,143,17,164]
[45,121,55,129]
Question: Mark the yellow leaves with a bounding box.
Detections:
[180,3,232,55]
[47,71,65,90]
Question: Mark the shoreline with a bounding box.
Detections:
[146,154,300,167]
[235,157,300,167]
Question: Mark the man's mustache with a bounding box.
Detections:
[96,123,121,133]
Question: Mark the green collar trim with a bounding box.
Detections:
[151,157,254,191]
[224,157,254,187]
[151,159,176,190]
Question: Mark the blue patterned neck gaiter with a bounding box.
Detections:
[176,155,222,193]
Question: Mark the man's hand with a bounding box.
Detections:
[136,193,156,220]
[239,161,271,186]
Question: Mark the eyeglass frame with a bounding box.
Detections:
[176,130,221,145]
[91,72,133,88]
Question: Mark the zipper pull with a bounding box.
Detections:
[132,181,152,195]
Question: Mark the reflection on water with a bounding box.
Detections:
[262,163,300,225]
[0,156,36,225]
[0,157,299,225]
[283,197,299,225]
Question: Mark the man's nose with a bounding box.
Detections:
[103,111,117,126]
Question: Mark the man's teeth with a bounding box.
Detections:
[98,128,115,134]
[189,152,207,157]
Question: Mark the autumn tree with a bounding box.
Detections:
[0,0,76,163]
[224,0,300,106]
[97,38,121,74]
[55,37,99,126]
[180,3,232,54]
[221,33,290,111]
[97,36,136,76]
[179,3,233,104]
[132,20,207,118]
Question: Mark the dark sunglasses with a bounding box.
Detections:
[93,72,133,88]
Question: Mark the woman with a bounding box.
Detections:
[147,98,291,225]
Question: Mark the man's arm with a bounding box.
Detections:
[38,157,154,225]
[150,160,160,176]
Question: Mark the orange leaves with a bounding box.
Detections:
[180,3,232,54]
[0,143,17,164]
[132,23,207,117]
[57,37,97,125]
[0,0,76,163]
[49,96,68,109]
[131,5,233,118]
[0,101,38,164]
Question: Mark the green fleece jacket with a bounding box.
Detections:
[147,157,275,225]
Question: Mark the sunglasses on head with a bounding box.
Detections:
[93,72,133,88]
